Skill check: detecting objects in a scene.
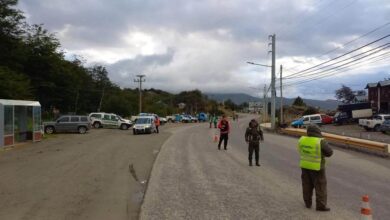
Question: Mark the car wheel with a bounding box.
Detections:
[374,125,380,132]
[93,122,101,129]
[78,126,87,134]
[45,126,55,134]
[364,126,370,131]
[120,124,128,130]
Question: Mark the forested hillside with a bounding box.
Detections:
[0,0,225,118]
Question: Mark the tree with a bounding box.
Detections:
[0,66,32,99]
[335,84,355,103]
[303,106,319,115]
[292,96,306,106]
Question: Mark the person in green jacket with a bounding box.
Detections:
[298,124,333,211]
[213,115,218,128]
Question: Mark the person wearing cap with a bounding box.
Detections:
[298,124,333,211]
[245,119,264,166]
[217,115,230,150]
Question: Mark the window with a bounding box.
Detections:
[384,116,390,120]
[58,117,70,122]
[90,114,101,119]
[71,117,79,122]
[4,105,13,135]
[103,114,110,120]
[303,117,309,121]
[111,115,118,121]
[373,116,381,120]
[80,117,88,122]
[33,106,41,131]
[310,116,321,121]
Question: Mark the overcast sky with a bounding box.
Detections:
[18,0,390,100]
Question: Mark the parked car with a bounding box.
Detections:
[166,115,176,123]
[379,120,390,134]
[291,114,322,128]
[44,115,91,134]
[359,114,390,131]
[159,117,167,124]
[180,115,191,123]
[321,114,333,124]
[89,112,132,130]
[133,116,156,134]
[189,115,198,123]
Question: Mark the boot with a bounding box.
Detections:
[249,160,252,166]
[256,160,260,166]
[316,207,330,212]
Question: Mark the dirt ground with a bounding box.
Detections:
[0,122,189,220]
[320,123,390,144]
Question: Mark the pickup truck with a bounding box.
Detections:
[359,114,390,131]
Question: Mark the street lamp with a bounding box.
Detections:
[247,61,272,124]
[247,61,272,68]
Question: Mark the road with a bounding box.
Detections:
[0,127,172,220]
[141,115,390,220]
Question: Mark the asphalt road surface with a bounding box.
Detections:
[0,127,172,220]
[141,115,390,220]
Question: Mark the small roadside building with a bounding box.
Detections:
[365,79,390,113]
[0,99,42,148]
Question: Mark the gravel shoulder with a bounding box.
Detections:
[320,124,390,144]
[0,125,176,220]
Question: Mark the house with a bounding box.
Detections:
[365,79,390,113]
[352,95,368,103]
[248,101,263,113]
[0,99,42,148]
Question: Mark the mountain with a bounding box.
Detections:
[205,93,341,110]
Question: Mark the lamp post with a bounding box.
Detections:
[134,74,146,114]
[247,61,272,124]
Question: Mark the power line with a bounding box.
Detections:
[278,48,390,88]
[283,42,390,80]
[282,34,390,79]
[283,21,390,73]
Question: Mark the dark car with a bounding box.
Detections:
[379,120,390,134]
[44,115,91,134]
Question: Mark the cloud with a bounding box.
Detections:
[17,0,390,99]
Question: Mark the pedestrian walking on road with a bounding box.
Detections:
[209,114,214,128]
[217,115,230,150]
[298,124,333,211]
[154,116,161,133]
[245,119,264,166]
[213,115,218,128]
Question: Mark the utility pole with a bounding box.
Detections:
[280,65,283,125]
[134,74,146,114]
[269,34,276,130]
[97,85,105,112]
[263,85,267,123]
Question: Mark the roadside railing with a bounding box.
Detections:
[280,128,390,155]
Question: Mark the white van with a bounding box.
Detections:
[133,116,156,134]
[302,114,322,126]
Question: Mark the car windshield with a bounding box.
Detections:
[136,118,151,124]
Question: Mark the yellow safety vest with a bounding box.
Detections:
[298,136,322,171]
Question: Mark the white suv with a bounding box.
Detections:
[89,112,132,130]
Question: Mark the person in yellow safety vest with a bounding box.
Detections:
[298,124,333,211]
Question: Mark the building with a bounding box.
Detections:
[248,101,263,113]
[0,99,42,148]
[365,79,390,113]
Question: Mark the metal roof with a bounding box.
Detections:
[379,80,390,87]
[0,99,41,106]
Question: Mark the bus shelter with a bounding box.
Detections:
[0,99,42,148]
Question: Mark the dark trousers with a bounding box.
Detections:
[301,168,327,209]
[156,126,159,133]
[248,142,259,163]
[218,133,228,149]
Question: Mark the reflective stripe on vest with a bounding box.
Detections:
[298,136,322,171]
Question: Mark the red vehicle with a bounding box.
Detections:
[321,114,333,124]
